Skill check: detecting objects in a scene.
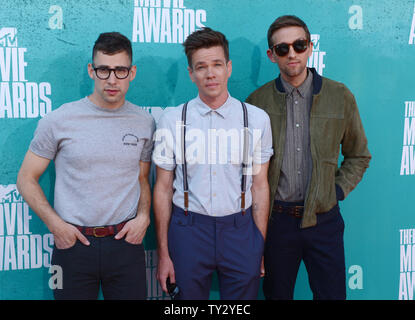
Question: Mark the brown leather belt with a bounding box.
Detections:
[75,221,127,238]
[273,203,304,218]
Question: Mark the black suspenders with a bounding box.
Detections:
[180,101,249,216]
[181,102,190,215]
[240,101,249,214]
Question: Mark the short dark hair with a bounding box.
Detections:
[92,32,133,64]
[183,27,229,68]
[267,15,311,48]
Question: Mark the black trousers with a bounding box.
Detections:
[263,204,346,300]
[51,236,147,300]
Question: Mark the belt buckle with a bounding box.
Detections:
[294,206,303,218]
[93,227,106,237]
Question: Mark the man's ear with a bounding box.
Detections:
[307,41,313,58]
[226,60,232,78]
[129,65,137,81]
[87,63,95,80]
[267,49,277,63]
[188,66,195,83]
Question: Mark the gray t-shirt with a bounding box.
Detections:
[29,97,155,227]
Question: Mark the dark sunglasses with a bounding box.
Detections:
[271,39,309,57]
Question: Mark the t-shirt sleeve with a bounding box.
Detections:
[152,111,176,171]
[140,117,156,162]
[29,117,57,160]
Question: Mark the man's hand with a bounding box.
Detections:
[157,254,176,293]
[51,219,90,249]
[260,256,265,277]
[114,214,150,245]
[17,150,90,250]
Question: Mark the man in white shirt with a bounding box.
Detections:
[153,27,273,299]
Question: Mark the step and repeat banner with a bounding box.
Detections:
[0,0,414,300]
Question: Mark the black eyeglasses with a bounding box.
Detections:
[270,39,309,57]
[93,66,131,80]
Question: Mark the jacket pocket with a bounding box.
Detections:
[317,159,338,210]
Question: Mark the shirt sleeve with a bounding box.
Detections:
[29,117,57,160]
[152,111,177,171]
[252,111,274,164]
[140,116,156,162]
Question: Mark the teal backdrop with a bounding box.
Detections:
[1,0,415,300]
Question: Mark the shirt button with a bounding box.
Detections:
[296,148,301,152]
[294,101,298,104]
[212,171,216,176]
[297,171,301,175]
[213,193,216,197]
[296,123,300,128]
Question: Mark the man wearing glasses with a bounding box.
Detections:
[246,15,371,300]
[16,32,154,299]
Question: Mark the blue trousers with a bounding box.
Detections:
[263,204,346,300]
[168,205,264,300]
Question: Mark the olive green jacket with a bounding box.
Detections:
[246,68,371,228]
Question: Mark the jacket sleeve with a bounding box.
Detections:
[335,89,371,199]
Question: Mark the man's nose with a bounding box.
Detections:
[107,70,118,83]
[287,45,297,58]
[206,66,215,78]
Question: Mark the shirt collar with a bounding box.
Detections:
[195,93,232,119]
[281,69,313,98]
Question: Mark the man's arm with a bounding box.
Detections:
[251,161,270,239]
[16,150,90,249]
[115,161,152,244]
[153,166,175,293]
[335,91,371,200]
[251,161,270,277]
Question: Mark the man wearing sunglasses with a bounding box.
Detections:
[246,15,371,300]
[16,32,155,299]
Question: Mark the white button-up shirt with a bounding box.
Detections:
[153,94,273,216]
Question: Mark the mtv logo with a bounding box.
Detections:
[311,34,320,51]
[0,184,22,203]
[0,27,18,47]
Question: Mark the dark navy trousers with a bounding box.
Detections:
[263,204,346,300]
[168,205,264,300]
